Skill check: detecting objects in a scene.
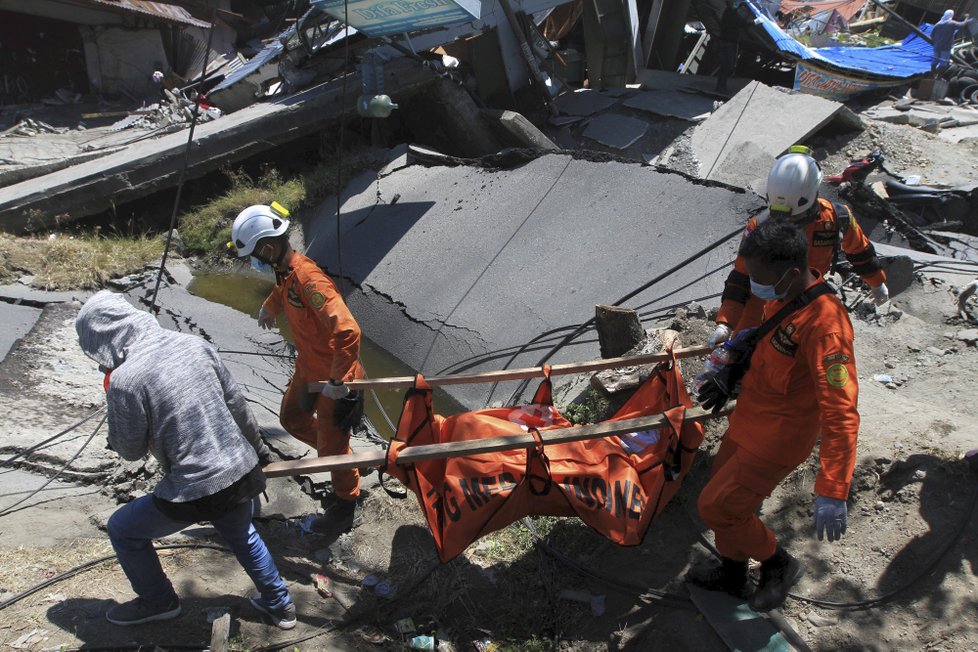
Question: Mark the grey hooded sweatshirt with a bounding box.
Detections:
[76,291,270,502]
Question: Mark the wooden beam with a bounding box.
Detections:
[262,402,732,477]
[307,344,712,392]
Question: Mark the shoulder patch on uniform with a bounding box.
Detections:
[826,363,849,387]
[823,353,850,365]
[309,291,326,309]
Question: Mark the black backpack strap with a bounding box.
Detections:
[832,201,852,235]
[740,282,835,357]
[830,201,851,276]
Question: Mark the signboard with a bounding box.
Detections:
[312,0,481,37]
[793,61,907,101]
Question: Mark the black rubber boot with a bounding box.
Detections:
[749,546,805,612]
[685,556,753,599]
[312,498,362,535]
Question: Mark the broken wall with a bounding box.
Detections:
[0,11,90,104]
[82,25,169,101]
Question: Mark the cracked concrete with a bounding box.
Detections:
[304,151,760,407]
[0,259,384,518]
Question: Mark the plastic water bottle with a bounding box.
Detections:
[692,345,733,395]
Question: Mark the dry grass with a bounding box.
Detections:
[0,232,163,290]
[0,539,114,594]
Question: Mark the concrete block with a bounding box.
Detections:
[485,109,559,151]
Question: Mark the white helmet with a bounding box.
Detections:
[767,150,822,217]
[230,204,289,257]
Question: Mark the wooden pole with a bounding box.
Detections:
[307,344,712,393]
[262,402,732,478]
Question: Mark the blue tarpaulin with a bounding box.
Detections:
[744,1,935,80]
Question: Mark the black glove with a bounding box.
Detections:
[257,447,274,468]
[698,370,733,413]
[299,388,318,414]
[332,390,364,431]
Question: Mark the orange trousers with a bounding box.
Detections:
[697,437,795,562]
[280,371,359,501]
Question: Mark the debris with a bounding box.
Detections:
[374,580,396,599]
[409,634,436,650]
[395,617,417,635]
[362,573,380,588]
[557,588,606,616]
[594,304,645,358]
[358,626,388,644]
[311,573,333,598]
[472,639,500,652]
[955,329,978,344]
[873,374,894,384]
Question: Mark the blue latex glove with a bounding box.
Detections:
[814,496,848,542]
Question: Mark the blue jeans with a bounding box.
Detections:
[107,494,291,610]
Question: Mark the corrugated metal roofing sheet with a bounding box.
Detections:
[745,1,934,79]
[80,0,211,28]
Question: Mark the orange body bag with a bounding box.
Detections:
[385,359,704,562]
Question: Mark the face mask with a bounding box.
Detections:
[750,269,792,301]
[251,256,273,274]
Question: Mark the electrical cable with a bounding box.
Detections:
[148,10,217,314]
[0,415,106,518]
[0,406,106,469]
[690,475,978,611]
[505,225,744,404]
[0,543,229,612]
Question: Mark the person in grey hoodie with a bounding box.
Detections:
[75,291,296,629]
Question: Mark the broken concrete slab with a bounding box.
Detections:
[555,89,619,116]
[0,59,435,233]
[622,89,714,122]
[583,113,649,149]
[637,69,751,97]
[486,109,559,151]
[0,263,384,495]
[303,152,759,408]
[0,302,41,362]
[688,81,863,189]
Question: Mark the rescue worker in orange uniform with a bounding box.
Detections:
[708,146,888,348]
[688,218,859,612]
[231,203,365,533]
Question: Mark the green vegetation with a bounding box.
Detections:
[0,231,163,290]
[560,388,612,425]
[178,148,378,256]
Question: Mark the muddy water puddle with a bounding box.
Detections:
[188,272,463,436]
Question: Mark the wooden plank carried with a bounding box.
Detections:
[307,344,712,393]
[262,403,731,478]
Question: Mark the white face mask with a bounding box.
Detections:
[750,268,791,301]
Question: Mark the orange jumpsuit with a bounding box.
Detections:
[262,252,364,500]
[717,199,886,331]
[698,274,859,561]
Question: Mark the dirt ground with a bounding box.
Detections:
[4,102,978,651]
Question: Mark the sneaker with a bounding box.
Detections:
[105,597,180,626]
[250,595,297,630]
[311,498,362,535]
[749,550,805,612]
[685,557,753,600]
